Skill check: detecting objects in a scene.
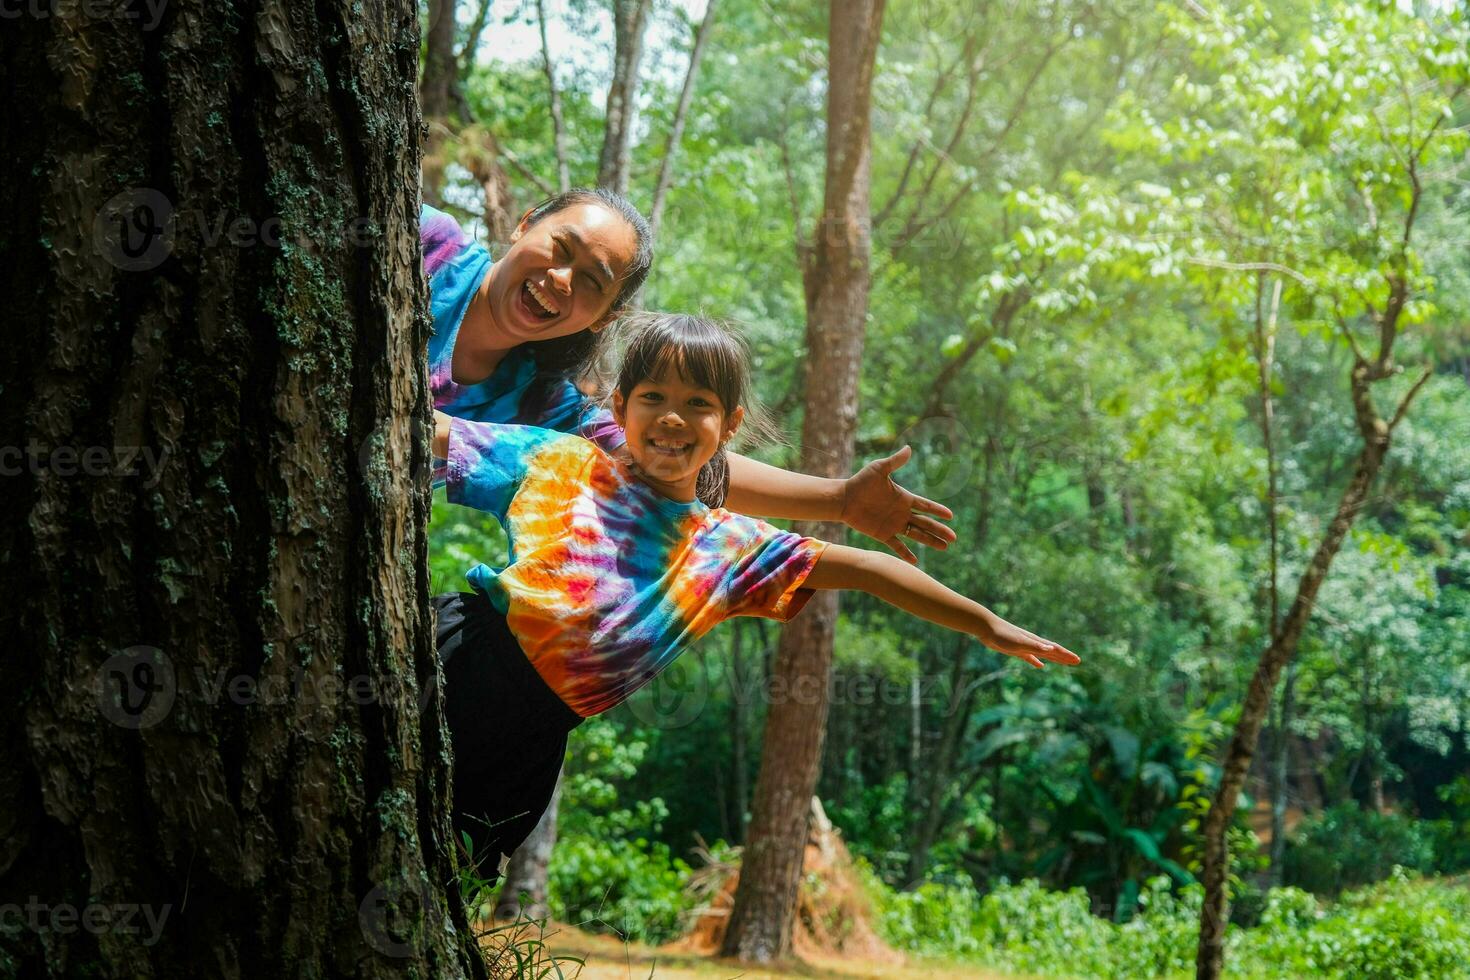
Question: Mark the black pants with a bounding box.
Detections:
[433,592,582,879]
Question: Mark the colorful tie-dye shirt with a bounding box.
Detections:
[420,203,621,448]
[445,417,827,717]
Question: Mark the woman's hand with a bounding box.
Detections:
[974,614,1080,670]
[433,410,452,459]
[841,445,957,564]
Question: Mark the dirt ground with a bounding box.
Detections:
[496,923,1023,980]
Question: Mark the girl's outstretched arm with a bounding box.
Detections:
[801,544,1081,670]
[725,447,956,564]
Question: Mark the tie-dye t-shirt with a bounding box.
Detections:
[444,417,827,717]
[420,203,621,448]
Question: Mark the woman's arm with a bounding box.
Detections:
[802,543,1081,669]
[725,446,957,564]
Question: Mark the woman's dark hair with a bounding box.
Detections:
[519,187,654,379]
[614,313,780,508]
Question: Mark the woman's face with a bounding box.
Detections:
[482,202,639,345]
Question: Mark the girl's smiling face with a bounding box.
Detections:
[483,202,639,344]
[613,369,745,502]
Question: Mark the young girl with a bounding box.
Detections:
[430,314,1079,874]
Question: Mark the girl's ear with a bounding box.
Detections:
[723,405,745,444]
[612,389,627,427]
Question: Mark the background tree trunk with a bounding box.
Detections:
[1196,351,1429,978]
[598,0,653,194]
[648,0,720,239]
[421,0,466,204]
[0,0,478,975]
[720,0,887,963]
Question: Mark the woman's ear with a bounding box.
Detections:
[612,390,627,427]
[510,209,534,244]
[723,405,745,444]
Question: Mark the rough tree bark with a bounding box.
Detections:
[0,0,479,975]
[597,0,653,195]
[720,0,887,963]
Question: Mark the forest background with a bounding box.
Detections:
[423,0,1470,976]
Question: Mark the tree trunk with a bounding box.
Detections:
[731,622,751,840]
[1196,363,1399,978]
[720,0,887,963]
[648,0,721,240]
[907,643,977,886]
[421,0,465,204]
[1265,661,1295,885]
[597,0,653,195]
[0,0,478,975]
[537,0,572,195]
[494,772,562,922]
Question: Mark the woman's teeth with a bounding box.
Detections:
[525,281,559,318]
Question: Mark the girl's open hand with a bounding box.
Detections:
[977,616,1081,670]
[841,445,957,564]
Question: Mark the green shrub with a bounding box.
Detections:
[547,833,693,944]
[869,870,1470,979]
[1283,805,1436,895]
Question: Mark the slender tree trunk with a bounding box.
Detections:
[648,0,721,239]
[1196,354,1425,978]
[459,0,493,85]
[598,0,653,194]
[422,0,465,204]
[731,622,751,840]
[537,0,572,194]
[720,0,887,963]
[907,646,978,886]
[0,0,478,974]
[1265,661,1295,885]
[494,772,562,922]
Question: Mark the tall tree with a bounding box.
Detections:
[720,0,887,963]
[598,0,653,194]
[0,0,478,975]
[1189,9,1468,976]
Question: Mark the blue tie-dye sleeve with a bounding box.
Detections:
[444,418,562,524]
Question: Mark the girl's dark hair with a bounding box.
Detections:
[614,313,781,508]
[519,188,654,379]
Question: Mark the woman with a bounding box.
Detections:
[421,189,956,557]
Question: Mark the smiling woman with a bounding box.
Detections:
[421,195,957,558]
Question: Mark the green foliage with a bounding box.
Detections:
[436,0,1470,963]
[540,719,695,944]
[546,834,692,945]
[1283,805,1438,896]
[871,873,1470,979]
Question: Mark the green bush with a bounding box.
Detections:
[869,870,1470,979]
[1283,805,1436,895]
[546,833,693,945]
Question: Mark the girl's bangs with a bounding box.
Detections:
[622,316,745,411]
